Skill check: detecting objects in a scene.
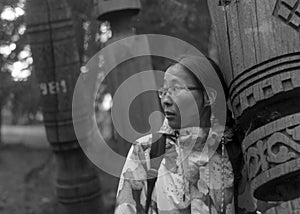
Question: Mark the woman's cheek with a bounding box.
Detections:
[177,96,195,112]
[177,97,199,125]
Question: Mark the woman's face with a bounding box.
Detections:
[160,64,206,129]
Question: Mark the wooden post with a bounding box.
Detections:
[25,0,103,213]
[95,0,163,156]
[208,0,300,203]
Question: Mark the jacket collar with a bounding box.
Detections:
[158,118,225,153]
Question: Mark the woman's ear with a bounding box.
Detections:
[205,87,217,106]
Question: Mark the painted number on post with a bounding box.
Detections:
[40,80,67,95]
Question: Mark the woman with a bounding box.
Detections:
[114,55,238,214]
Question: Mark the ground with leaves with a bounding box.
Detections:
[0,144,57,214]
[0,126,118,214]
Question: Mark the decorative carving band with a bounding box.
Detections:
[229,53,300,118]
[243,112,300,200]
[265,197,300,214]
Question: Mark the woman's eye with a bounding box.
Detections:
[174,86,184,91]
[169,87,177,92]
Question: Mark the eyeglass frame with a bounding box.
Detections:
[158,86,203,99]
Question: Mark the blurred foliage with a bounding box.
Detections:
[0,0,41,126]
[0,0,20,102]
[135,0,211,54]
[132,0,211,71]
[0,0,26,71]
[64,0,212,69]
[0,0,212,126]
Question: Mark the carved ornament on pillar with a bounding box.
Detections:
[243,112,300,201]
[273,0,300,31]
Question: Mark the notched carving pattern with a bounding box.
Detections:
[273,0,300,31]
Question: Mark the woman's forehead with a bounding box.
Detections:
[164,64,197,86]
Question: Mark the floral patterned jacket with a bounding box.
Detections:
[115,121,235,214]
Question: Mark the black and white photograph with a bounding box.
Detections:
[0,0,299,213]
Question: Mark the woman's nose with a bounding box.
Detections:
[161,94,172,107]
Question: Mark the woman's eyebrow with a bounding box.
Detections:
[172,79,187,86]
[163,79,184,87]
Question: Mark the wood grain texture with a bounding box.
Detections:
[208,0,300,86]
[208,1,234,85]
[208,0,300,203]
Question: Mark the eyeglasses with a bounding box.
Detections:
[158,86,202,99]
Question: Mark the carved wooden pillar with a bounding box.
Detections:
[94,0,163,156]
[208,0,300,203]
[25,0,102,213]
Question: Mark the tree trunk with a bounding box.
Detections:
[208,0,300,208]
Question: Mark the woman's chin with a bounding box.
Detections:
[168,120,201,130]
[166,117,198,130]
[166,119,181,130]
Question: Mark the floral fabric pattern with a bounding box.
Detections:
[115,121,235,214]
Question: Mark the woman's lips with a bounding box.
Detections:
[165,111,176,119]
